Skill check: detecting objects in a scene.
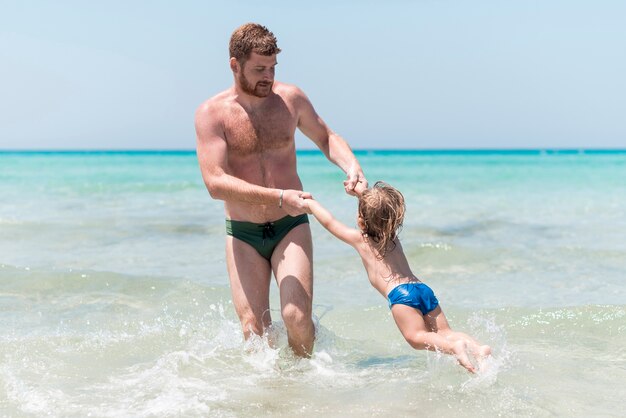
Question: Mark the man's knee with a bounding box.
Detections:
[238,311,267,337]
[241,321,261,338]
[281,303,311,329]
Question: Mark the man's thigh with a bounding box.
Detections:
[225,236,273,328]
[271,223,313,313]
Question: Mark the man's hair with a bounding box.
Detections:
[229,23,281,64]
[358,182,406,259]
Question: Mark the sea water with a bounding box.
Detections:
[1,150,625,417]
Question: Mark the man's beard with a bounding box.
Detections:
[239,72,273,98]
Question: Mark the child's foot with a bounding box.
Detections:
[475,345,492,372]
[478,345,492,358]
[452,340,476,374]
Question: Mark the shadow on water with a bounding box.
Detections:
[354,354,415,368]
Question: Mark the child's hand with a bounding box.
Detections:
[299,195,320,214]
[352,180,368,196]
[300,197,313,214]
[281,190,313,216]
[344,170,368,196]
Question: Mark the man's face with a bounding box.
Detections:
[237,52,277,98]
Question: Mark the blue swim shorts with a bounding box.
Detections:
[387,282,439,315]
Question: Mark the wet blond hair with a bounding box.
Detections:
[229,23,281,64]
[358,181,406,259]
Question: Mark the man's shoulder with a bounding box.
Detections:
[195,89,234,121]
[273,82,307,101]
[201,89,234,109]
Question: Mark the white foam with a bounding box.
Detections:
[459,313,515,392]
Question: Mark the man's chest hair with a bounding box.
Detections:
[224,108,294,155]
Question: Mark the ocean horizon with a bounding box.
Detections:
[1,148,626,154]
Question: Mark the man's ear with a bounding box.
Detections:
[229,57,239,73]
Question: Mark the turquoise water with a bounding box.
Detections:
[1,150,625,417]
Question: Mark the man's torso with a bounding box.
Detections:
[213,82,303,222]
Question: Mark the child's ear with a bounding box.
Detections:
[357,216,366,231]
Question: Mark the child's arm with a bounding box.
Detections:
[304,199,362,246]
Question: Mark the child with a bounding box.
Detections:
[304,181,491,373]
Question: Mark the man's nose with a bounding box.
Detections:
[263,68,274,80]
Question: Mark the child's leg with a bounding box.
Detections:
[424,306,491,359]
[391,304,476,373]
[450,331,491,357]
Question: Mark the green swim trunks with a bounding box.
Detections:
[225,214,309,261]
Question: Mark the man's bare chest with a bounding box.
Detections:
[223,105,297,155]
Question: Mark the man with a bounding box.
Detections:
[195,23,366,357]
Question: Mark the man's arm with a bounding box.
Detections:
[294,88,368,196]
[195,101,309,215]
[303,199,361,246]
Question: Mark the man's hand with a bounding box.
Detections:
[281,189,313,216]
[344,169,368,196]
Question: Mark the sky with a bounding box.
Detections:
[1,0,625,150]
